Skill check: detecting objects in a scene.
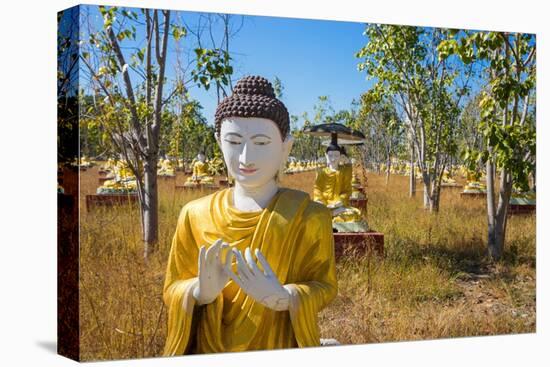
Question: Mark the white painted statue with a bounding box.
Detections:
[163,75,337,355]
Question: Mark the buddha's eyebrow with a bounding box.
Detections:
[250,134,271,139]
[224,132,243,138]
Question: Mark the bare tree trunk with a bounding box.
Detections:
[487,163,513,261]
[429,178,440,212]
[142,159,159,258]
[142,10,170,259]
[422,173,431,209]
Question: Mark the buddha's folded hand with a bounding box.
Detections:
[192,239,233,305]
[227,247,291,312]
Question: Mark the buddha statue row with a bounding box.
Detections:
[285,160,323,173]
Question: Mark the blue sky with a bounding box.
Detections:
[78,5,373,126]
[189,13,372,124]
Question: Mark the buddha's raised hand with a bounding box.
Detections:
[227,247,291,311]
[192,239,233,305]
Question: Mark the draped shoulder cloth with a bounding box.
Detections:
[313,167,351,207]
[163,188,337,355]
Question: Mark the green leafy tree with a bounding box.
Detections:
[439,31,536,260]
[79,7,234,258]
[356,25,470,212]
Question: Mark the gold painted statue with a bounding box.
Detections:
[157,158,175,177]
[463,169,486,193]
[97,159,137,194]
[313,144,367,231]
[163,76,337,355]
[185,152,215,186]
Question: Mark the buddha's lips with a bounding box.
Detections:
[239,167,258,174]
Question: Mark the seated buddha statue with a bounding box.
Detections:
[208,153,226,177]
[158,158,175,177]
[464,170,486,193]
[313,144,367,232]
[97,159,137,194]
[185,152,215,187]
[163,76,337,355]
[441,169,457,185]
[289,161,297,172]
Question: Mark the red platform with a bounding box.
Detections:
[509,204,535,215]
[86,194,138,211]
[333,231,384,259]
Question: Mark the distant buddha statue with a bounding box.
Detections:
[313,144,367,231]
[464,169,486,193]
[288,160,297,172]
[97,159,137,194]
[185,151,214,186]
[163,76,337,355]
[441,169,457,186]
[158,158,175,177]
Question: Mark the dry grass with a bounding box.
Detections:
[77,167,535,361]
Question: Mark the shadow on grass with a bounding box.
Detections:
[386,236,535,281]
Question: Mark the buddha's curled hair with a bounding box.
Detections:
[214,75,290,139]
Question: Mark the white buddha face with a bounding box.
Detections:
[218,117,293,188]
[326,150,341,167]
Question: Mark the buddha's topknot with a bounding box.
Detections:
[215,75,290,139]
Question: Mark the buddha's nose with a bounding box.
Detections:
[239,142,254,166]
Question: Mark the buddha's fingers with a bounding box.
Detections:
[205,240,222,267]
[233,249,253,282]
[244,247,261,277]
[255,249,276,279]
[225,266,246,290]
[223,244,234,273]
[198,245,206,277]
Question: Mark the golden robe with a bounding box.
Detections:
[192,161,210,178]
[313,167,352,207]
[163,188,337,355]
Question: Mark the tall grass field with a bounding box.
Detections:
[76,167,535,361]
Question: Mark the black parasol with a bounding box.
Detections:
[303,123,365,146]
